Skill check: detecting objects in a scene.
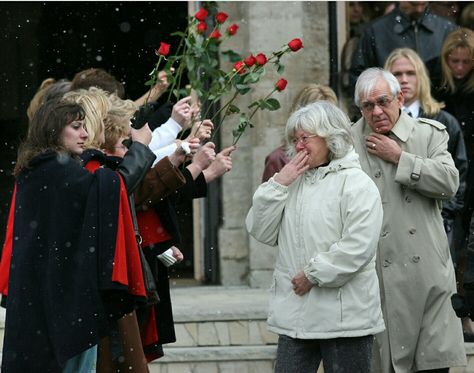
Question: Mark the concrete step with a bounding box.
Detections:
[151,286,279,372]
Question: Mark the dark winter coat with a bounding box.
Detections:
[420,108,468,220]
[349,6,457,88]
[1,143,155,372]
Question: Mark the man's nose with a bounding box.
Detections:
[372,104,384,115]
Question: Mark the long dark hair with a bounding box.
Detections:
[14,99,85,176]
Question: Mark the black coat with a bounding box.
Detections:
[2,152,122,372]
[434,85,474,226]
[140,168,207,349]
[2,143,156,372]
[420,108,468,219]
[349,6,457,89]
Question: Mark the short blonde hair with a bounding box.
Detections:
[290,84,338,113]
[63,87,111,149]
[103,95,137,153]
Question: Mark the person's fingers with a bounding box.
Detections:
[220,145,236,156]
[204,142,216,149]
[176,96,192,106]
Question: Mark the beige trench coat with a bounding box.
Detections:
[351,112,466,372]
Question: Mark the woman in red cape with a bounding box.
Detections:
[0,99,155,372]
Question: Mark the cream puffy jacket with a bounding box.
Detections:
[246,150,385,339]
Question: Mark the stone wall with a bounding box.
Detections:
[217,2,331,287]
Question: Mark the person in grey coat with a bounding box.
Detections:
[351,67,466,373]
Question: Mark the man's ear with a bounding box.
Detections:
[397,90,405,107]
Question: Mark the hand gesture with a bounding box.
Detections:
[130,123,152,146]
[203,145,236,182]
[171,96,192,128]
[170,246,184,263]
[366,133,402,164]
[192,142,216,171]
[291,271,313,296]
[274,150,309,186]
[192,119,214,141]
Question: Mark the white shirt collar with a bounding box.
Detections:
[403,100,420,118]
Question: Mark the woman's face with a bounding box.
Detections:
[447,47,474,80]
[61,120,88,155]
[293,129,330,169]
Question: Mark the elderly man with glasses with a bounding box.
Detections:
[351,67,466,373]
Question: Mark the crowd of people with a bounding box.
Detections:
[251,2,474,373]
[1,1,474,372]
[0,62,234,371]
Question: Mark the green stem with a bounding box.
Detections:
[232,89,276,146]
[208,91,240,142]
[144,55,164,107]
[166,23,192,102]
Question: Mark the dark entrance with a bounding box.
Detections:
[0,2,217,282]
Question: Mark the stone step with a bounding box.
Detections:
[149,345,277,373]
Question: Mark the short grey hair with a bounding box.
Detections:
[354,67,401,107]
[285,101,354,160]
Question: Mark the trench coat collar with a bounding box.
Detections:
[389,111,414,143]
[360,111,413,143]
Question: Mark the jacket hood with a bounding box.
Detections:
[305,148,360,180]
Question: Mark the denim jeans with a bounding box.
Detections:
[274,334,373,373]
[62,345,97,373]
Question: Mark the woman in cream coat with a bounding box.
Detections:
[246,101,385,373]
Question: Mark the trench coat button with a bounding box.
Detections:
[383,259,392,267]
[405,195,412,203]
[412,255,420,263]
[374,170,382,178]
[381,231,389,237]
[409,228,416,234]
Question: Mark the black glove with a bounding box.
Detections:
[130,105,154,129]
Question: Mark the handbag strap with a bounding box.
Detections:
[128,194,143,245]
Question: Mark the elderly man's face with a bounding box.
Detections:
[359,79,403,134]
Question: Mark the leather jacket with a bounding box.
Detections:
[349,6,457,88]
[115,142,156,194]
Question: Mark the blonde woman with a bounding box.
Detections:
[63,88,155,373]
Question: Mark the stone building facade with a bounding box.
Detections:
[213,2,341,287]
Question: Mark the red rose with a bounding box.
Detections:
[197,21,207,34]
[233,61,246,75]
[244,54,256,67]
[195,8,208,21]
[209,30,222,40]
[255,53,267,66]
[226,23,239,36]
[216,12,228,24]
[275,78,288,92]
[288,38,303,52]
[155,42,171,57]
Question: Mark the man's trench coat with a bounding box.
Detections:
[351,111,466,372]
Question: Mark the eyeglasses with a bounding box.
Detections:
[292,134,318,145]
[360,95,395,112]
